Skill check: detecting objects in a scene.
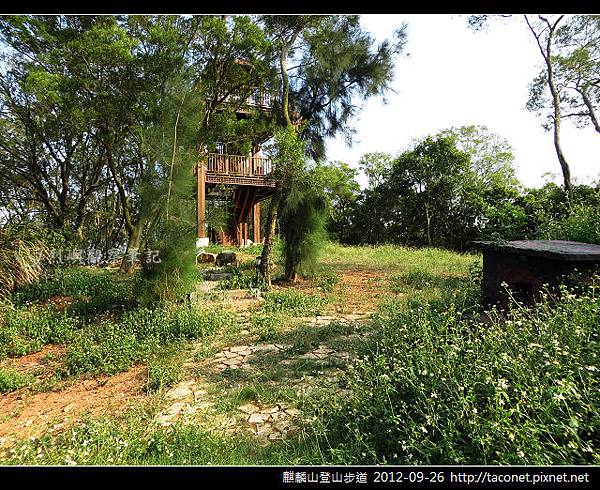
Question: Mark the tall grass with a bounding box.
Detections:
[0,230,50,298]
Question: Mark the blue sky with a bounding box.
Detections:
[325,14,600,189]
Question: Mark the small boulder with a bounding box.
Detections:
[199,252,217,263]
[216,251,238,267]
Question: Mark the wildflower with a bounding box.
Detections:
[517,450,525,458]
[553,393,566,402]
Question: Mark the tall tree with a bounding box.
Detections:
[468,14,577,202]
[258,15,407,283]
[530,15,600,135]
[314,160,360,241]
[524,15,573,202]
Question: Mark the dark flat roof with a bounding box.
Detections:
[473,240,600,261]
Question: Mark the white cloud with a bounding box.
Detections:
[325,14,600,188]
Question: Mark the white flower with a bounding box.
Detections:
[553,393,566,402]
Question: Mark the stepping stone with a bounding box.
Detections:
[229,345,249,353]
[166,381,195,400]
[238,403,259,414]
[248,413,269,424]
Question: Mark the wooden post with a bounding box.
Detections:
[236,222,243,246]
[243,222,248,247]
[253,202,261,243]
[197,161,206,238]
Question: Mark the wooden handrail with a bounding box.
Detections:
[219,88,274,109]
[202,153,273,177]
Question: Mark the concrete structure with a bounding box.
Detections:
[474,240,600,308]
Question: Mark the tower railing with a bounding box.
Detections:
[220,88,274,109]
[203,153,273,177]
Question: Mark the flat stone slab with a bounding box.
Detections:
[474,240,600,261]
[205,273,234,281]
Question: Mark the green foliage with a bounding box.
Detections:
[0,307,81,359]
[3,413,291,465]
[145,344,186,393]
[527,15,600,134]
[13,266,132,318]
[268,128,329,280]
[314,161,361,242]
[310,286,600,464]
[539,194,600,245]
[136,222,198,306]
[308,266,340,292]
[250,312,287,341]
[64,305,234,376]
[261,290,327,316]
[263,15,406,160]
[342,129,523,250]
[217,270,267,291]
[0,367,34,393]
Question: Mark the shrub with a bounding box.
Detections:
[542,203,600,245]
[310,286,600,464]
[0,367,34,393]
[0,307,81,359]
[0,226,52,298]
[13,267,130,311]
[261,290,327,316]
[217,270,267,291]
[64,305,234,376]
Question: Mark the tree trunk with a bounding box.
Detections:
[259,190,281,286]
[424,201,432,247]
[120,220,143,273]
[258,34,298,285]
[580,86,600,135]
[526,15,573,203]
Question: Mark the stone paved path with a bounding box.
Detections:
[153,307,373,442]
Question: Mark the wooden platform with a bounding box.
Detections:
[197,153,278,246]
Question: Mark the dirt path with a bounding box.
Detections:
[0,366,147,448]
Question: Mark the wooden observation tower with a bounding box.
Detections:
[196,77,277,248]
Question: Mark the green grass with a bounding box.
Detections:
[64,305,236,376]
[0,307,81,359]
[1,242,597,466]
[13,267,131,307]
[2,409,319,465]
[261,290,328,316]
[320,242,479,275]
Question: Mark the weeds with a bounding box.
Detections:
[0,367,34,393]
[308,286,600,465]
